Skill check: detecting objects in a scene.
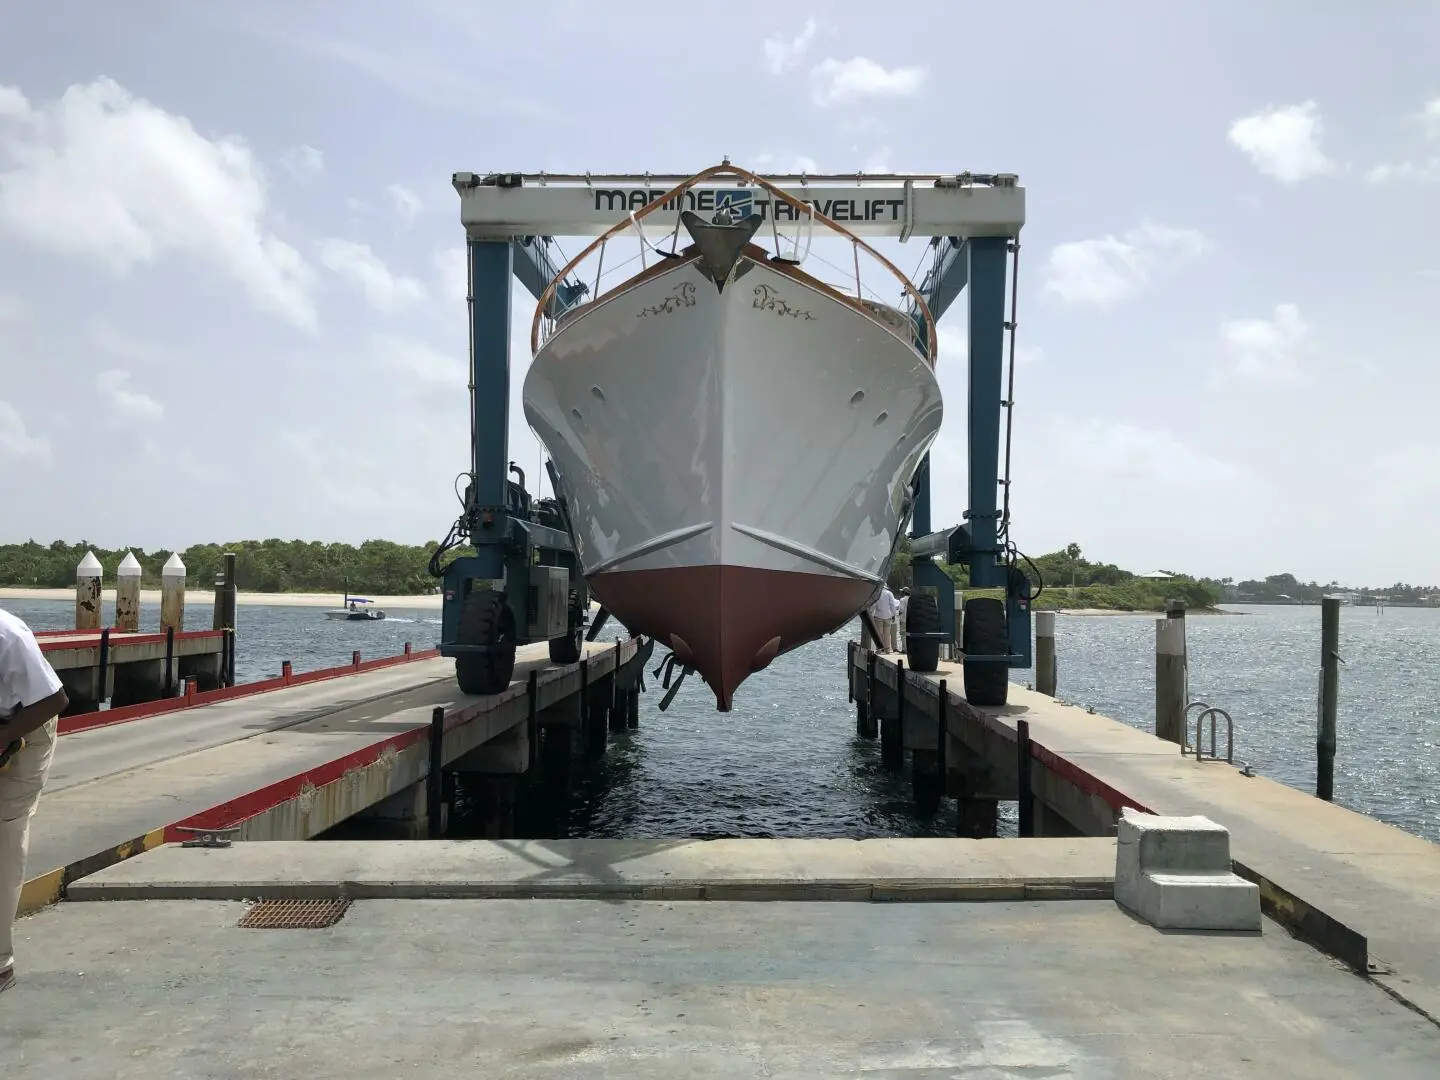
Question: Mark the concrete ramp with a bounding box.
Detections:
[65,837,1117,902]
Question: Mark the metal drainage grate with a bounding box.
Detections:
[237,898,352,929]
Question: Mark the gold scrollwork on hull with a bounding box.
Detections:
[637,281,698,318]
[752,283,815,321]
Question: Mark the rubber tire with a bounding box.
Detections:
[962,596,1010,707]
[455,588,517,696]
[905,593,942,673]
[548,589,584,664]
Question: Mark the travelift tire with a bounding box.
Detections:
[962,596,1009,707]
[455,589,517,696]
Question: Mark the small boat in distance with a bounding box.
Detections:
[323,595,387,621]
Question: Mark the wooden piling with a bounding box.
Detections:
[1035,611,1056,696]
[75,550,102,631]
[115,551,142,632]
[160,552,186,632]
[212,552,238,631]
[1155,604,1187,745]
[1317,597,1340,801]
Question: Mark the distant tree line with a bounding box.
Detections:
[0,539,439,596]
[887,541,1222,611]
[5,539,1414,609]
[1206,572,1439,607]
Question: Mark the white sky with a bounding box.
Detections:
[1,1,1438,585]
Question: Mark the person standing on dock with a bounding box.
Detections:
[868,585,899,653]
[0,608,68,995]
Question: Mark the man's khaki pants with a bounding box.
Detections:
[1,717,57,974]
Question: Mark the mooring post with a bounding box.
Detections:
[428,705,446,838]
[212,552,238,632]
[1317,597,1340,801]
[1016,719,1034,837]
[75,550,102,631]
[1035,611,1056,697]
[881,659,905,771]
[163,625,175,697]
[96,627,111,706]
[858,651,878,738]
[114,551,142,632]
[160,552,186,633]
[1155,603,1187,745]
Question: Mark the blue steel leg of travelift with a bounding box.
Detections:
[966,236,1031,670]
[440,239,515,650]
[908,453,957,646]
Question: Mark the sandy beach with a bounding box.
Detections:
[0,587,444,611]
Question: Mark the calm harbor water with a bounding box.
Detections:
[6,598,1436,844]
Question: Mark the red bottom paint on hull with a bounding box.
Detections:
[588,565,875,711]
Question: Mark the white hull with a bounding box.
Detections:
[523,253,942,708]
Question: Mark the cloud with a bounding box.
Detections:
[386,183,423,226]
[0,77,318,330]
[1219,302,1311,386]
[280,143,324,183]
[1047,419,1259,495]
[1227,101,1336,184]
[0,400,49,462]
[1042,222,1211,308]
[1365,97,1440,184]
[96,368,164,418]
[762,19,818,75]
[0,292,26,326]
[809,58,925,108]
[88,318,180,366]
[1366,159,1440,184]
[276,428,439,515]
[372,334,466,391]
[318,239,427,312]
[752,151,820,174]
[433,245,467,305]
[935,323,1041,368]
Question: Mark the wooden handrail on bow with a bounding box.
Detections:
[529,162,939,363]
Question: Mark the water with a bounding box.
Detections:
[5,598,1436,844]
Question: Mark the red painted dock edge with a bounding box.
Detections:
[161,638,643,841]
[37,628,225,649]
[57,644,442,735]
[853,643,1156,823]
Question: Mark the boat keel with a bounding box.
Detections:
[587,564,874,711]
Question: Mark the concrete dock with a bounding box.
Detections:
[20,637,649,915]
[36,626,227,712]
[849,644,1440,1023]
[7,838,1438,1077]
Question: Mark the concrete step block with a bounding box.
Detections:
[1117,806,1233,873]
[1115,808,1261,932]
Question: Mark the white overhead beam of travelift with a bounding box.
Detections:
[452,171,1025,241]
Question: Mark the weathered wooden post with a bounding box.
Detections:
[1035,610,1056,697]
[75,550,102,630]
[160,552,186,632]
[1155,602,1187,745]
[1317,597,1341,801]
[114,551,142,631]
[212,552,238,631]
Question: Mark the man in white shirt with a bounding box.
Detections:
[867,585,899,652]
[0,608,68,995]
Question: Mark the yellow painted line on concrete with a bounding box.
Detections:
[17,827,168,918]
